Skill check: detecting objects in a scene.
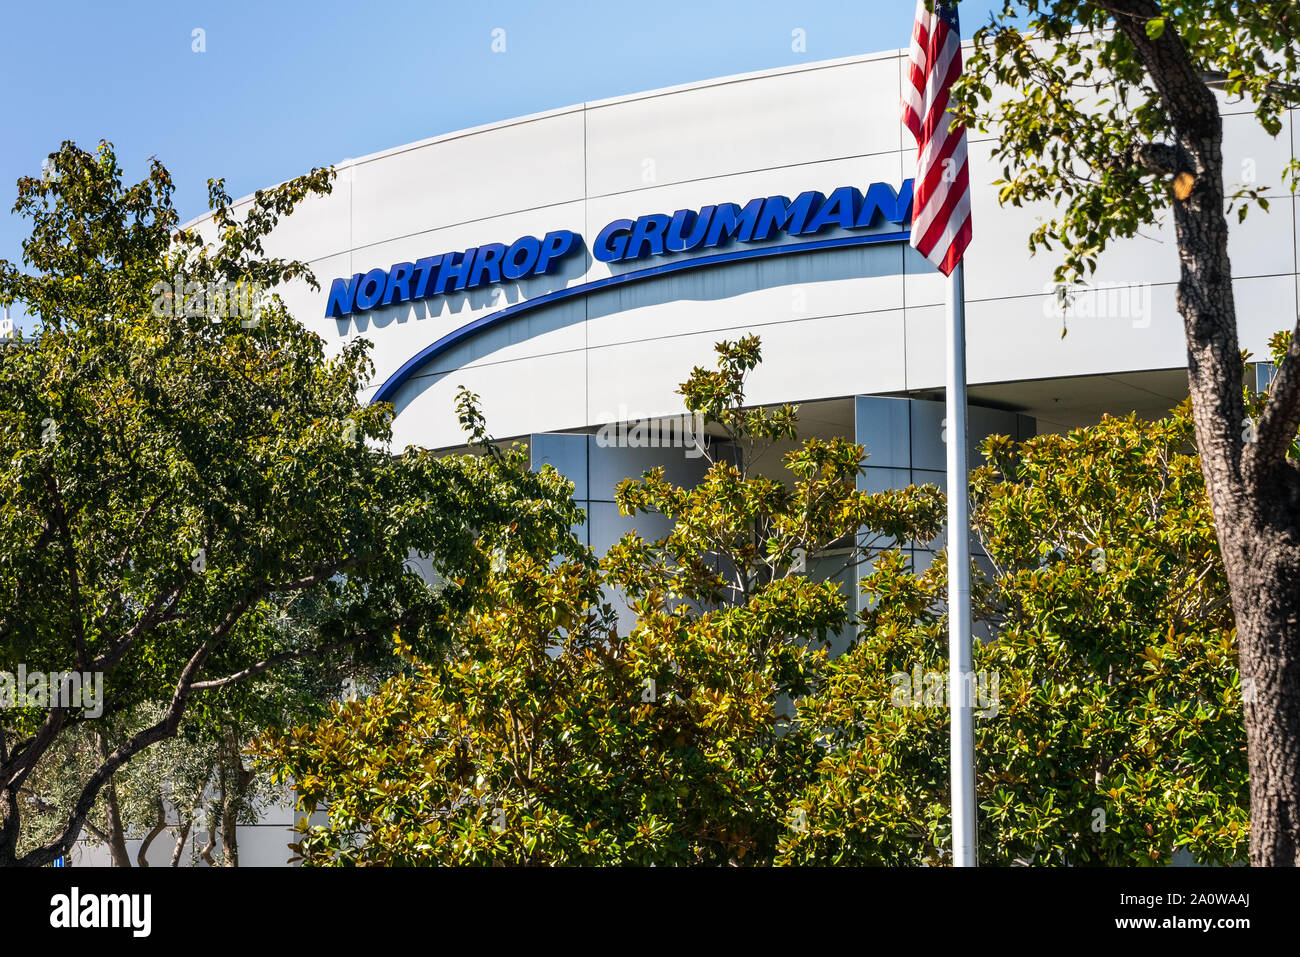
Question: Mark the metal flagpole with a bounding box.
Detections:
[903,0,977,866]
[945,260,977,867]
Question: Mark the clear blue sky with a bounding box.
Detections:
[0,0,1005,330]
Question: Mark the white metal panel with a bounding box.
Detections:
[1235,274,1300,357]
[1228,190,1298,279]
[583,307,907,426]
[1221,110,1295,198]
[389,348,588,450]
[583,243,905,350]
[350,109,586,249]
[256,164,353,265]
[584,57,903,197]
[223,52,1300,441]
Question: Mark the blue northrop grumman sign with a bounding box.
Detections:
[326,180,914,320]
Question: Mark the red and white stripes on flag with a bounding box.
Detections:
[902,0,972,276]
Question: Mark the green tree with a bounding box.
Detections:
[0,141,580,866]
[253,338,946,865]
[21,631,401,867]
[950,0,1300,864]
[258,337,1251,867]
[22,705,255,867]
[780,400,1247,865]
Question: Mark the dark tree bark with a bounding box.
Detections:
[137,792,168,867]
[169,820,191,868]
[1099,0,1300,865]
[217,730,255,868]
[0,591,402,867]
[96,734,132,868]
[199,812,218,867]
[169,775,208,866]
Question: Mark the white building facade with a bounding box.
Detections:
[128,46,1297,866]
[252,48,1295,448]
[236,46,1295,590]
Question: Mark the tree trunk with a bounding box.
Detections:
[170,818,192,868]
[199,811,218,867]
[1109,6,1300,864]
[221,801,240,868]
[96,734,132,868]
[1170,112,1300,868]
[1222,525,1300,864]
[137,792,168,867]
[217,729,254,867]
[169,775,210,867]
[1173,130,1300,865]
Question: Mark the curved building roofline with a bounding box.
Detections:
[185,49,912,227]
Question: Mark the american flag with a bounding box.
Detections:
[902,0,972,277]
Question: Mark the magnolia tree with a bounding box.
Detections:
[781,399,1248,866]
[0,142,581,866]
[257,338,1249,865]
[254,339,947,865]
[950,0,1300,864]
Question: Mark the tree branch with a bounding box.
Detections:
[5,548,374,864]
[15,629,222,867]
[81,817,110,846]
[137,793,168,867]
[45,468,90,670]
[94,583,187,671]
[1114,141,1196,178]
[190,608,417,692]
[1,708,70,795]
[1250,318,1300,471]
[1089,0,1163,24]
